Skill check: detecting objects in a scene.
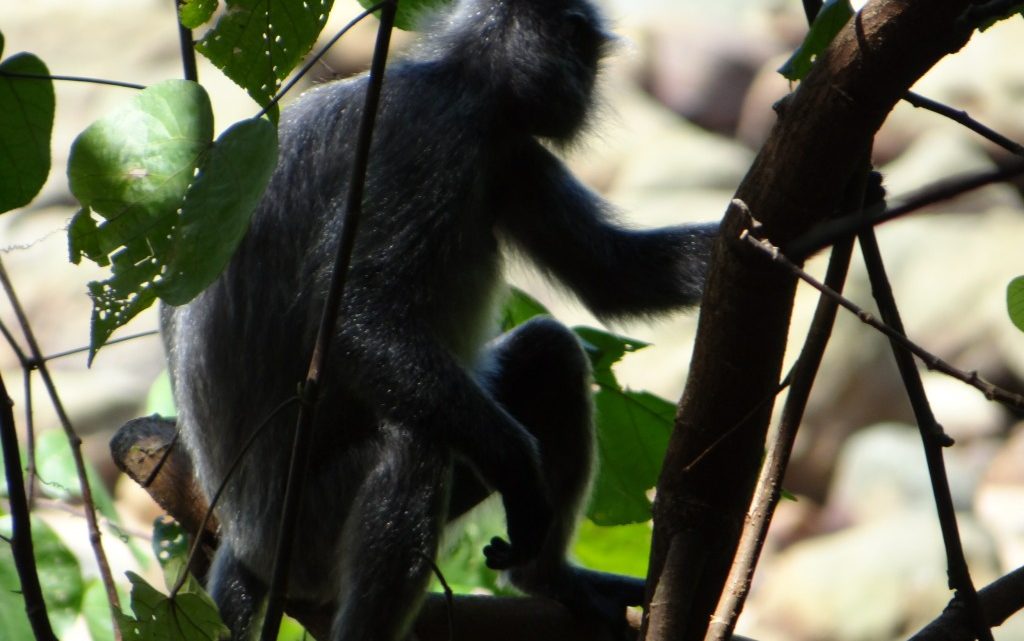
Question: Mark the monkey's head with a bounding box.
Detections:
[424,0,613,142]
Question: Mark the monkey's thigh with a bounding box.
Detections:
[329,427,450,641]
[450,316,594,520]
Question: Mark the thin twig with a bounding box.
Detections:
[174,0,199,82]
[909,565,1024,640]
[787,160,1024,260]
[904,91,1024,156]
[0,69,144,90]
[857,226,993,641]
[257,2,388,120]
[260,5,399,639]
[422,552,456,641]
[170,397,299,598]
[0,371,58,641]
[39,329,160,364]
[742,232,1024,411]
[22,368,38,505]
[0,258,122,639]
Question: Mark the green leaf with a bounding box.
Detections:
[0,516,85,637]
[778,0,854,81]
[499,287,550,332]
[1007,276,1024,333]
[0,44,54,213]
[67,81,276,359]
[574,520,650,578]
[195,0,334,117]
[588,389,673,525]
[82,579,119,641]
[156,117,277,305]
[0,546,34,641]
[116,572,229,641]
[572,325,649,381]
[179,0,219,29]
[146,370,177,416]
[67,80,213,356]
[433,501,511,595]
[357,0,452,31]
[35,430,119,527]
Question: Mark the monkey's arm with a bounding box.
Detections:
[495,141,718,319]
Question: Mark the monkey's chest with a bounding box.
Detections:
[423,247,505,367]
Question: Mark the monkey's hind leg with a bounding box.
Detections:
[329,429,449,641]
[206,546,269,641]
[481,317,645,623]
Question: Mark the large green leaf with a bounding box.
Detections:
[195,0,334,117]
[588,388,673,525]
[35,429,118,527]
[67,80,277,358]
[115,572,229,641]
[0,516,85,637]
[156,117,277,305]
[0,33,55,214]
[574,520,651,578]
[779,0,854,81]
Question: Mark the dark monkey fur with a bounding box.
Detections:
[161,0,717,638]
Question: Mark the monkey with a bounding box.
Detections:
[160,0,718,639]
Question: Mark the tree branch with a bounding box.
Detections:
[644,2,978,640]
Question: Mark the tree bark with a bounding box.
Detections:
[644,2,978,640]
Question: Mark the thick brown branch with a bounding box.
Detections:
[645,2,978,640]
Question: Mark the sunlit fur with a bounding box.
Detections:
[162,0,716,639]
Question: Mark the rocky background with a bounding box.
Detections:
[3,0,1024,639]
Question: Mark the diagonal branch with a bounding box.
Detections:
[741,230,1024,412]
[644,2,980,639]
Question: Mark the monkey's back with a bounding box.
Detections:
[164,60,512,592]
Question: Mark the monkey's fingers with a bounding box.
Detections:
[483,536,529,570]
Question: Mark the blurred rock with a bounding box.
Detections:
[976,425,1024,570]
[922,372,1008,443]
[787,202,1024,498]
[822,423,995,530]
[638,15,783,135]
[882,131,1022,215]
[754,511,999,641]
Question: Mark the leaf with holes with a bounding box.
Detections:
[156,117,277,305]
[179,0,219,29]
[115,572,228,641]
[357,0,451,30]
[67,81,277,360]
[67,80,213,359]
[196,0,334,119]
[779,0,854,81]
[0,32,55,214]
